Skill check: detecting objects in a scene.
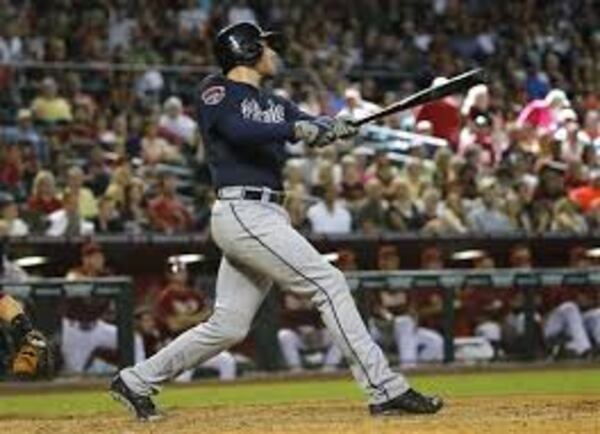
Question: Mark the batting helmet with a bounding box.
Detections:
[214,22,278,73]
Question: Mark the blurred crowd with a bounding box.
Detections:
[0,0,598,239]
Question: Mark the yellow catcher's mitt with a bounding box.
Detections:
[11,330,54,379]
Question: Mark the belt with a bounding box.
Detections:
[217,186,285,205]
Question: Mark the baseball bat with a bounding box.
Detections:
[351,68,485,127]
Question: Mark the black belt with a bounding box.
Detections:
[218,188,285,205]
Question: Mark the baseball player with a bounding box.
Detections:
[110,22,442,421]
[0,256,52,378]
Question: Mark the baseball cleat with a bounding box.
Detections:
[369,388,444,416]
[109,375,163,422]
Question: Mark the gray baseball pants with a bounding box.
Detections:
[120,195,408,404]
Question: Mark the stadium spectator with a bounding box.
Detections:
[30,77,72,123]
[121,177,148,233]
[46,188,94,237]
[355,178,387,233]
[27,170,61,215]
[61,242,145,374]
[92,196,124,234]
[569,170,600,212]
[415,77,461,148]
[387,178,423,231]
[368,244,443,368]
[2,109,48,164]
[147,172,192,233]
[277,292,343,373]
[336,87,380,120]
[65,166,98,219]
[466,178,514,233]
[141,119,182,165]
[0,192,28,237]
[157,264,236,381]
[517,89,570,135]
[306,183,352,234]
[158,96,198,146]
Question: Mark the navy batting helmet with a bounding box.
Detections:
[214,22,278,72]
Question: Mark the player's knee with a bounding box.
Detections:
[394,315,415,333]
[277,328,296,345]
[559,301,580,316]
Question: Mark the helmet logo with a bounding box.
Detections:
[202,86,226,105]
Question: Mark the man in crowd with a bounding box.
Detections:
[148,171,192,233]
[61,242,145,373]
[368,245,444,368]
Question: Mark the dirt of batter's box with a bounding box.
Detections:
[1,395,599,434]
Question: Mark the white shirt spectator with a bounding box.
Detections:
[46,210,94,237]
[337,88,380,120]
[307,201,352,234]
[159,96,198,144]
[6,218,29,237]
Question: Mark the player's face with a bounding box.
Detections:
[256,43,279,77]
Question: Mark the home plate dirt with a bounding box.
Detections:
[1,394,599,434]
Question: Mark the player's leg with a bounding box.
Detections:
[544,302,591,355]
[277,328,304,371]
[60,318,96,373]
[220,201,415,408]
[321,330,343,371]
[415,327,444,363]
[200,351,237,380]
[119,256,272,396]
[583,308,600,346]
[393,315,418,368]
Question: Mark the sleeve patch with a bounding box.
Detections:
[201,85,226,105]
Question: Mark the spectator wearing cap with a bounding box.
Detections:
[517,89,570,135]
[158,96,198,146]
[27,170,62,215]
[65,166,98,219]
[0,192,28,237]
[307,183,352,234]
[467,178,514,233]
[2,109,48,164]
[415,77,461,149]
[46,188,95,236]
[30,77,73,123]
[148,172,192,233]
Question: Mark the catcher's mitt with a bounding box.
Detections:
[11,330,54,379]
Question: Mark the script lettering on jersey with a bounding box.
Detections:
[240,98,285,123]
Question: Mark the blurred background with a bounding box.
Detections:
[0,0,599,381]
